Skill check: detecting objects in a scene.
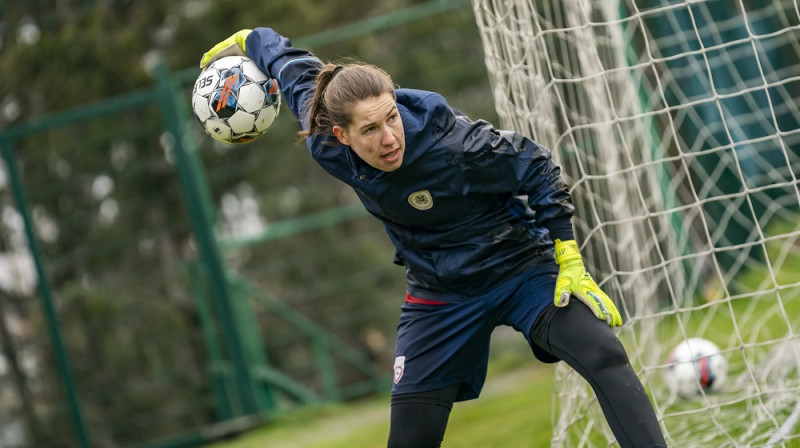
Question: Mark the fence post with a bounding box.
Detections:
[0,137,92,448]
[153,61,259,416]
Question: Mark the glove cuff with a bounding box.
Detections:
[232,29,252,52]
[554,239,583,265]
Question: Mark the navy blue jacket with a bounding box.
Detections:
[246,28,575,302]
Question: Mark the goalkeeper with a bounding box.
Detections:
[201,28,667,448]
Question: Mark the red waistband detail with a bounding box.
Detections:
[405,293,447,305]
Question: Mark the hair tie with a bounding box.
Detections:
[331,65,344,78]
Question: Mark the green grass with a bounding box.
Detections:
[209,361,556,448]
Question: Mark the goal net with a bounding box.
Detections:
[471,0,800,446]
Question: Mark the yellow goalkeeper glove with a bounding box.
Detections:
[554,239,623,327]
[199,29,252,68]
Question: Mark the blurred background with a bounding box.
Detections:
[0,0,503,447]
[3,0,800,447]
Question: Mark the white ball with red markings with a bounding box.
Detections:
[664,338,727,398]
[192,55,280,144]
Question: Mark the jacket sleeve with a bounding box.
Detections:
[244,27,322,131]
[452,112,575,241]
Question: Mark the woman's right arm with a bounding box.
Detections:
[244,27,322,130]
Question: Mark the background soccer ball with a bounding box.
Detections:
[664,337,728,398]
[192,55,280,144]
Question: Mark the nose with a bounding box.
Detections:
[380,126,396,146]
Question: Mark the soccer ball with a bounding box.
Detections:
[664,337,728,397]
[192,55,281,144]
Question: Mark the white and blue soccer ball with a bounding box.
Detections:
[192,55,280,144]
[664,337,728,398]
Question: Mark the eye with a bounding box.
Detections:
[364,126,377,134]
[388,113,398,122]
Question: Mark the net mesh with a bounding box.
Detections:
[472,0,800,446]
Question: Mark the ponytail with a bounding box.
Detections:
[297,64,340,140]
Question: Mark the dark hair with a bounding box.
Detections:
[297,62,395,140]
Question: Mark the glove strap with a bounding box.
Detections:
[554,239,583,265]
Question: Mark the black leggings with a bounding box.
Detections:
[387,302,667,448]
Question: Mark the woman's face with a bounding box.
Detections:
[332,92,405,172]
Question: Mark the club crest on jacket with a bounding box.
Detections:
[408,190,433,210]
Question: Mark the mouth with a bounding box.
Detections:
[381,148,401,163]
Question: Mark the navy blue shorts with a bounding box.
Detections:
[391,263,560,402]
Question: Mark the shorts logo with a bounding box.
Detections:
[408,190,433,210]
[393,356,406,384]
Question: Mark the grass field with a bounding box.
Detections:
[210,337,556,448]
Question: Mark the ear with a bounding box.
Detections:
[332,125,350,146]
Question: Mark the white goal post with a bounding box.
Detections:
[471,0,800,446]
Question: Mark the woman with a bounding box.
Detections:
[200,28,667,448]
